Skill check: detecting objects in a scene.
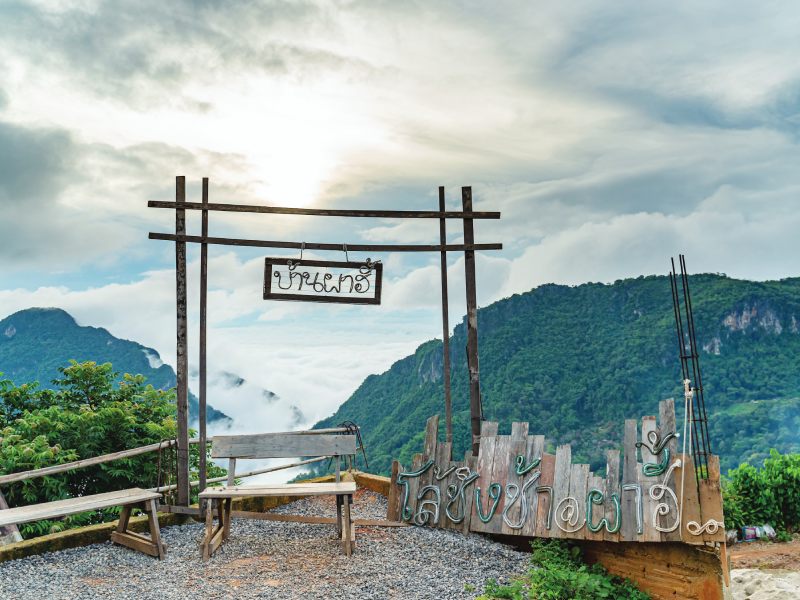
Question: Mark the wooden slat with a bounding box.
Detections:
[147,499,165,560]
[674,453,702,543]
[585,473,606,542]
[535,453,556,539]
[226,511,408,526]
[386,460,402,522]
[604,450,621,543]
[211,433,355,459]
[198,482,356,499]
[434,443,454,530]
[521,435,545,538]
[621,419,638,542]
[469,422,498,533]
[0,489,162,527]
[148,200,501,220]
[698,455,725,543]
[564,464,588,540]
[660,399,681,542]
[486,435,511,535]
[150,233,503,254]
[461,452,478,536]
[417,416,440,514]
[640,417,660,543]
[550,445,572,539]
[500,424,529,536]
[405,454,423,523]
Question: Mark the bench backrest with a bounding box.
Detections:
[211,433,356,460]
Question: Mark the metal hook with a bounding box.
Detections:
[287,242,304,270]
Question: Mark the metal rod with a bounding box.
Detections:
[147,455,332,492]
[439,187,453,450]
[148,201,500,220]
[175,176,190,506]
[149,233,502,253]
[199,177,209,496]
[462,186,482,455]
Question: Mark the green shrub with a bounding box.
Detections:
[476,538,649,600]
[723,450,800,532]
[0,361,226,539]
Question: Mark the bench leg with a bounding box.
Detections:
[223,498,232,540]
[202,499,213,562]
[335,495,343,537]
[146,499,166,560]
[342,495,353,557]
[110,502,167,559]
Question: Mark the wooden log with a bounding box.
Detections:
[550,445,572,539]
[521,435,545,538]
[659,399,681,542]
[500,423,529,536]
[698,455,725,543]
[175,175,190,506]
[470,422,498,533]
[386,460,402,522]
[535,453,556,538]
[462,187,483,455]
[585,472,606,542]
[148,200,501,220]
[439,187,453,447]
[199,177,209,496]
[150,233,503,254]
[486,435,511,535]
[621,420,638,542]
[603,450,621,543]
[564,464,588,540]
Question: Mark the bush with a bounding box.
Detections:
[723,450,800,532]
[0,361,226,538]
[476,538,649,600]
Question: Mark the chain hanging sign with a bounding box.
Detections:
[263,257,383,305]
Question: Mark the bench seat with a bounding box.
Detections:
[199,482,356,500]
[0,488,166,559]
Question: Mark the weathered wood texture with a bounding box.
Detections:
[585,472,606,542]
[469,421,498,533]
[641,417,660,543]
[175,175,190,505]
[621,419,639,542]
[0,489,162,528]
[438,187,453,447]
[660,399,681,542]
[675,453,703,543]
[462,187,483,455]
[604,450,621,543]
[211,433,355,459]
[550,444,572,540]
[698,455,725,543]
[198,482,356,499]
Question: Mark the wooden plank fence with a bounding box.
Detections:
[387,400,725,546]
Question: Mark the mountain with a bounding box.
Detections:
[315,274,800,476]
[0,307,230,424]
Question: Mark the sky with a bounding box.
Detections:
[1,1,799,479]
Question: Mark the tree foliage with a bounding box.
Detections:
[0,360,225,539]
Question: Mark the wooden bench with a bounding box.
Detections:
[0,488,166,559]
[198,432,357,561]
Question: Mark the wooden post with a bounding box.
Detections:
[439,187,453,449]
[175,175,190,506]
[462,186,482,455]
[199,177,208,496]
[0,488,22,545]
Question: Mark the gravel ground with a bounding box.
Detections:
[0,488,531,600]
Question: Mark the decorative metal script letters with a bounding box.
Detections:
[263,257,383,305]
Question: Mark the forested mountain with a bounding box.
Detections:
[0,307,229,423]
[315,274,800,476]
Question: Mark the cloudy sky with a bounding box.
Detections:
[1,1,799,471]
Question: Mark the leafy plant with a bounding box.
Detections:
[723,450,800,532]
[0,361,227,539]
[476,539,649,600]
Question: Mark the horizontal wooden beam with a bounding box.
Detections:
[148,201,500,220]
[149,233,502,253]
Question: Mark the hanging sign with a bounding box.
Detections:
[263,257,383,305]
